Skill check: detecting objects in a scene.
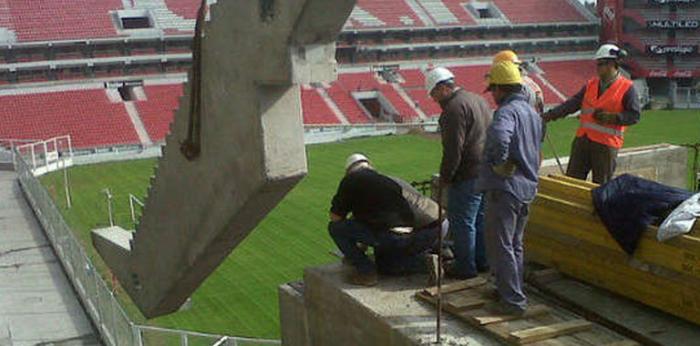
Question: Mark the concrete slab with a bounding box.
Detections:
[0,172,98,345]
[532,273,700,346]
[300,263,502,346]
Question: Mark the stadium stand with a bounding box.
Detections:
[492,0,586,24]
[164,0,200,20]
[135,84,183,142]
[327,82,371,124]
[0,88,139,148]
[439,0,477,25]
[7,0,121,42]
[301,87,341,125]
[538,60,595,98]
[346,0,424,29]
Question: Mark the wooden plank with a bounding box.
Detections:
[528,268,561,284]
[547,174,599,189]
[447,296,489,311]
[603,341,640,346]
[463,305,550,326]
[525,233,700,325]
[422,276,487,296]
[508,319,593,344]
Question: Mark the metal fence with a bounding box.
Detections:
[14,151,281,345]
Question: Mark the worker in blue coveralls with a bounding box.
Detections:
[479,61,543,315]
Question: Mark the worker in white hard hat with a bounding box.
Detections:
[479,61,543,315]
[542,43,641,184]
[427,66,492,280]
[328,154,445,286]
[493,50,545,113]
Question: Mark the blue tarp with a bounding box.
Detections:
[591,174,692,255]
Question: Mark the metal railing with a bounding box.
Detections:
[14,149,281,345]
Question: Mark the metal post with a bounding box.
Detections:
[180,332,189,346]
[63,156,72,209]
[43,141,48,168]
[103,188,114,227]
[435,185,444,344]
[129,195,136,224]
[31,146,36,170]
[132,323,144,346]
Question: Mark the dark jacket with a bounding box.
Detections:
[438,88,492,183]
[330,168,439,231]
[592,174,691,255]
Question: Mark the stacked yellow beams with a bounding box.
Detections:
[526,175,700,325]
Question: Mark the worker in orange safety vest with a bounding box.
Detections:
[542,44,641,184]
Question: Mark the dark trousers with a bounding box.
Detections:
[484,190,529,311]
[329,220,439,275]
[566,135,618,184]
[447,179,488,277]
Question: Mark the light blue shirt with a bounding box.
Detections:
[477,92,543,203]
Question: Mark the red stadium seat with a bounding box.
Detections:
[0,89,140,148]
[7,0,122,42]
[135,84,183,142]
[492,0,586,24]
[301,87,341,125]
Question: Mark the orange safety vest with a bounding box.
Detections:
[577,76,633,149]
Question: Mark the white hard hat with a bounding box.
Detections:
[425,67,455,95]
[345,153,370,170]
[595,44,624,60]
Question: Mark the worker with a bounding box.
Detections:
[542,44,641,184]
[479,61,543,315]
[329,154,443,286]
[493,50,545,113]
[427,66,492,279]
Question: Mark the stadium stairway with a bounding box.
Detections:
[91,0,355,318]
[0,171,99,345]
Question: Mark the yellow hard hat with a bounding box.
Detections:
[493,50,522,64]
[485,61,522,90]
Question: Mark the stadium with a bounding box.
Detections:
[0,0,699,345]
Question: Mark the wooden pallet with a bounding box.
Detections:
[526,175,700,325]
[416,277,637,345]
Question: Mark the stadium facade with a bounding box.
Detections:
[599,0,700,107]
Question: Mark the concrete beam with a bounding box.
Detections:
[92,0,356,318]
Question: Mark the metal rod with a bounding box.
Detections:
[63,156,72,209]
[545,131,565,175]
[435,184,444,344]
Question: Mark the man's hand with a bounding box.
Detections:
[330,212,344,222]
[593,109,619,125]
[540,112,557,123]
[492,160,517,178]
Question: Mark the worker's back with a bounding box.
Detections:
[331,168,415,231]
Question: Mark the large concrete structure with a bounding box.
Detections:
[92,0,356,318]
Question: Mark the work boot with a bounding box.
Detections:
[348,270,378,287]
[485,301,526,316]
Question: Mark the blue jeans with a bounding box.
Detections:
[447,179,488,277]
[328,220,439,275]
[484,190,529,311]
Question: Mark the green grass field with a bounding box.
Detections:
[40,110,700,339]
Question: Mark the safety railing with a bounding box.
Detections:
[14,148,281,345]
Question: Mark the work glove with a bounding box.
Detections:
[593,109,619,125]
[540,112,557,123]
[492,160,517,178]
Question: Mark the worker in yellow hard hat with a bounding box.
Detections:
[493,50,544,113]
[478,60,543,316]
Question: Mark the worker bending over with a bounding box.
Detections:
[427,67,492,279]
[329,154,443,286]
[542,44,641,184]
[479,61,543,315]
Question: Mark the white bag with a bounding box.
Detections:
[658,193,700,242]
